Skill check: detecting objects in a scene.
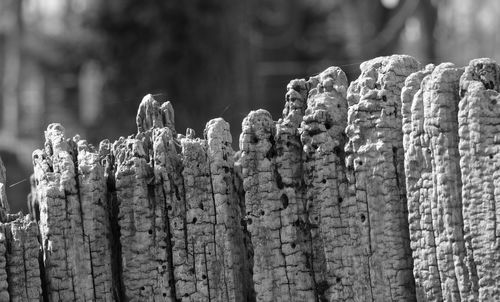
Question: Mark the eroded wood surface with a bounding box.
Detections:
[0,55,499,301]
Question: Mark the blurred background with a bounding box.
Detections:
[0,0,498,212]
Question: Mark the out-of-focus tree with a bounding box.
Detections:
[435,0,500,65]
[86,0,256,140]
[0,0,22,137]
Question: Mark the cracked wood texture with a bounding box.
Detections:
[346,55,420,301]
[402,63,475,301]
[457,58,500,300]
[0,55,499,301]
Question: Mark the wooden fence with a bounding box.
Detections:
[0,55,498,301]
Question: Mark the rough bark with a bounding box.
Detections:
[457,58,500,301]
[0,56,499,302]
[205,118,253,302]
[0,229,8,301]
[346,55,420,301]
[237,67,351,301]
[0,152,42,301]
[239,108,286,301]
[275,78,315,302]
[300,67,350,301]
[403,63,475,301]
[32,123,104,301]
[4,215,42,301]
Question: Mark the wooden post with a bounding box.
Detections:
[0,56,499,301]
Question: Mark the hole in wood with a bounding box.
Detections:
[281,194,289,210]
[250,134,258,144]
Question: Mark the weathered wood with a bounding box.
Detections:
[0,56,499,301]
[458,58,500,300]
[403,63,474,301]
[346,55,419,301]
[300,67,349,301]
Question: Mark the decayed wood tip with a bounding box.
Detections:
[1,56,500,301]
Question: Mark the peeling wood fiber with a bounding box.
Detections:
[0,56,498,301]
